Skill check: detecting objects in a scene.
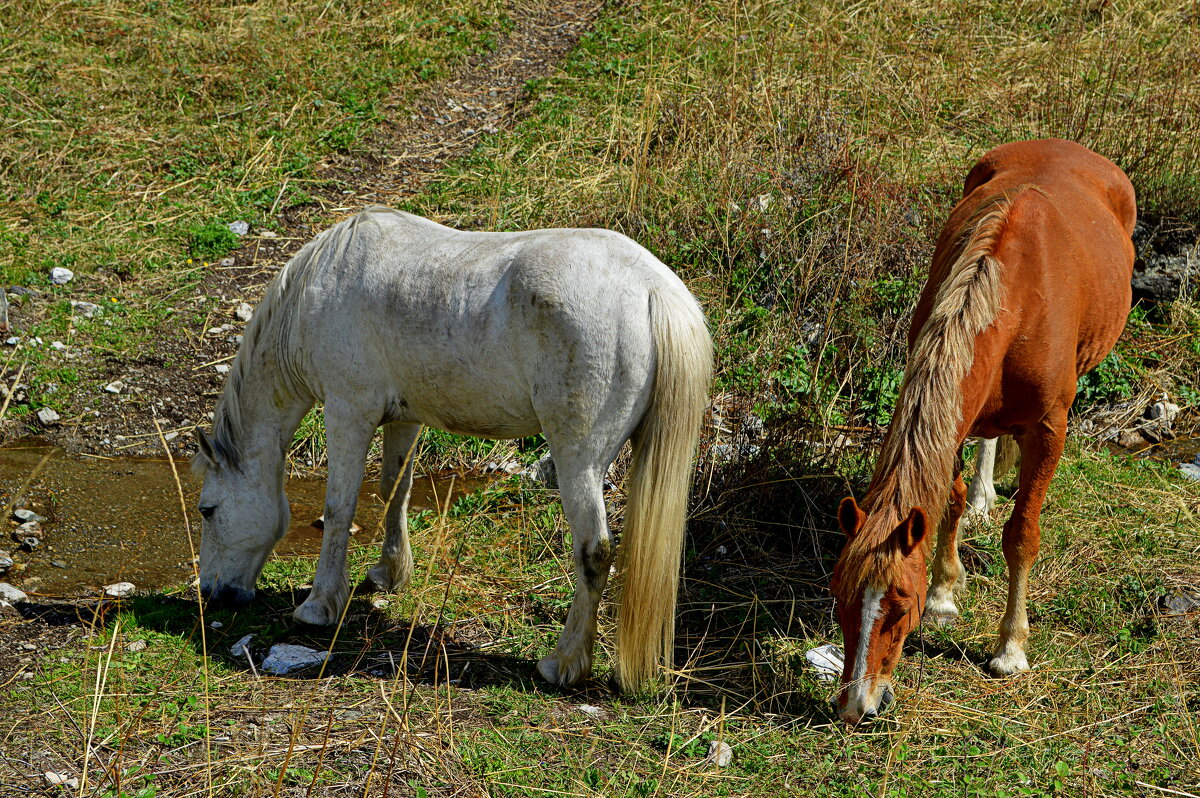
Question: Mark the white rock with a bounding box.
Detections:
[750,193,773,212]
[261,643,330,675]
[235,302,254,322]
[127,640,147,653]
[49,267,74,285]
[218,257,235,267]
[228,220,249,236]
[0,583,28,603]
[104,381,123,394]
[4,337,18,346]
[577,704,605,718]
[230,634,255,657]
[1148,400,1180,422]
[523,452,557,487]
[1179,463,1200,481]
[70,300,101,318]
[103,581,136,598]
[210,620,223,629]
[215,364,230,374]
[259,230,278,238]
[36,408,61,425]
[805,643,844,682]
[13,509,45,523]
[44,772,79,788]
[705,740,734,767]
[371,598,389,610]
[49,341,67,351]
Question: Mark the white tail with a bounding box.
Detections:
[615,283,713,690]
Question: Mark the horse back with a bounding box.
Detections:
[913,140,1136,437]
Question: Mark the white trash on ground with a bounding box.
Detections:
[805,643,844,682]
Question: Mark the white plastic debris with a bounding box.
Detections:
[705,740,734,767]
[805,643,844,682]
[103,581,136,598]
[49,267,74,285]
[261,643,330,675]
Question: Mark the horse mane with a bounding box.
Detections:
[193,208,393,475]
[840,188,1031,592]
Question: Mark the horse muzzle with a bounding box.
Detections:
[838,681,895,726]
[200,582,256,609]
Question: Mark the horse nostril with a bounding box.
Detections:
[880,686,895,710]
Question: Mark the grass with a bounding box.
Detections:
[2,0,1200,796]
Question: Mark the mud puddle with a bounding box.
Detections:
[0,440,484,598]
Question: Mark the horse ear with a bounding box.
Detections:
[838,496,865,539]
[194,429,220,472]
[894,507,928,556]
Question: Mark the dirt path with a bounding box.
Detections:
[5,0,602,458]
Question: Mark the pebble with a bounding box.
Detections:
[228,220,249,236]
[805,643,844,682]
[215,364,230,374]
[577,704,605,719]
[0,556,13,574]
[13,509,45,524]
[36,407,61,425]
[259,230,278,238]
[235,302,254,322]
[210,620,223,629]
[1179,463,1200,481]
[0,583,28,603]
[50,560,66,569]
[16,521,41,536]
[70,300,102,318]
[18,536,40,552]
[49,341,67,351]
[49,267,74,285]
[104,381,123,394]
[230,634,255,657]
[127,640,147,653]
[44,772,79,789]
[103,581,136,598]
[218,257,235,268]
[3,337,18,346]
[705,740,734,768]
[261,643,330,675]
[371,598,389,610]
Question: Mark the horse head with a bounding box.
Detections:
[192,428,290,609]
[829,496,928,725]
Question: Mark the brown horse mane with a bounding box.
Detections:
[840,187,1037,593]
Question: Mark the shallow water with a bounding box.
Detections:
[0,440,482,598]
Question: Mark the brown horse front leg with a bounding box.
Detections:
[925,462,968,626]
[989,414,1066,675]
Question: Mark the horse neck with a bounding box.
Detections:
[212,347,312,478]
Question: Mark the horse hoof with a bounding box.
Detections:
[363,564,410,593]
[923,607,959,628]
[536,655,589,688]
[924,589,960,627]
[293,599,338,626]
[986,650,1030,676]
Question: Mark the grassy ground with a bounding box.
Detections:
[2,0,1200,796]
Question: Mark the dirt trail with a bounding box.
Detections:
[5,0,602,458]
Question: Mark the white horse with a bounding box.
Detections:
[192,206,712,690]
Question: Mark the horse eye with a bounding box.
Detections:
[199,505,217,519]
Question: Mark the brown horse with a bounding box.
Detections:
[830,139,1136,725]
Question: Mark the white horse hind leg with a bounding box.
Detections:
[965,437,998,523]
[365,422,421,593]
[295,402,377,626]
[536,458,615,688]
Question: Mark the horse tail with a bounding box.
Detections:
[993,434,1021,479]
[615,279,713,691]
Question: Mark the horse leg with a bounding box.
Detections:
[294,402,376,626]
[988,415,1065,675]
[925,464,968,626]
[965,438,997,523]
[364,422,422,593]
[536,455,616,689]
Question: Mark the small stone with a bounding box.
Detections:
[16,521,41,536]
[524,452,557,487]
[127,640,147,653]
[218,257,235,267]
[0,583,28,603]
[0,556,13,573]
[36,407,61,425]
[49,341,67,351]
[230,634,255,657]
[18,537,39,552]
[260,643,330,675]
[577,704,605,718]
[70,300,102,318]
[206,327,223,335]
[215,364,230,374]
[3,337,18,346]
[228,220,249,236]
[44,772,79,789]
[50,560,66,569]
[705,740,734,767]
[104,381,123,394]
[259,230,278,238]
[371,598,389,610]
[210,620,223,629]
[750,193,773,212]
[235,302,253,322]
[1179,463,1200,481]
[13,509,45,524]
[103,581,136,598]
[49,267,74,285]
